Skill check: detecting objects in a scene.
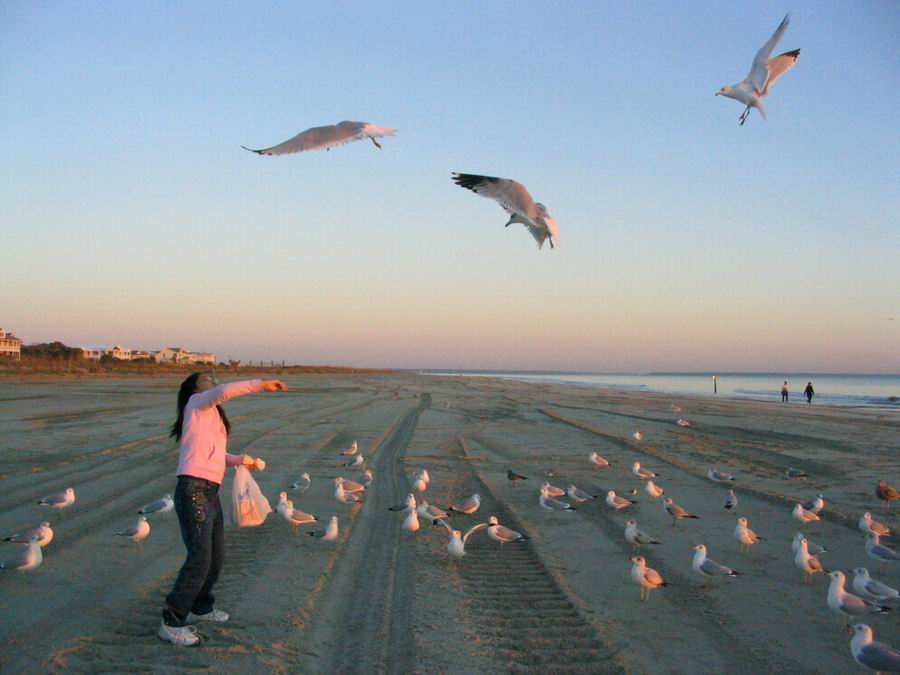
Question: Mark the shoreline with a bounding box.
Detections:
[420,371,900,411]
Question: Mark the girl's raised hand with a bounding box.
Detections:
[261,380,288,392]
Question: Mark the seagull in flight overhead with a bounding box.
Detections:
[451,173,559,249]
[242,121,396,155]
[716,14,800,125]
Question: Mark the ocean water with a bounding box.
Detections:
[420,371,900,409]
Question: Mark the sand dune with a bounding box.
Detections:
[0,374,898,673]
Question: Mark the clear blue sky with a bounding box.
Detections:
[2,1,898,372]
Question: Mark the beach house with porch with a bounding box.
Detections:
[0,328,22,359]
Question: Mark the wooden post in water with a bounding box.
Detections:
[713,374,717,394]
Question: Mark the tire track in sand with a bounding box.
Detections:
[459,434,806,675]
[448,437,624,674]
[5,397,382,673]
[302,393,430,674]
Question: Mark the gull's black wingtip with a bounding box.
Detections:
[241,145,262,155]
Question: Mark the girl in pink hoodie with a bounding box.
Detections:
[159,372,287,646]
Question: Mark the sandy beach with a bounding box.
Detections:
[1,373,899,673]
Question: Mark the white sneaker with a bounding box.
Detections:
[158,622,200,646]
[186,608,229,624]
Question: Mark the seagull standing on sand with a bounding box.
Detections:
[707,469,736,483]
[138,494,174,515]
[276,499,318,532]
[716,13,801,125]
[793,503,820,525]
[866,534,900,571]
[541,489,577,512]
[645,480,665,499]
[630,556,668,600]
[4,522,53,548]
[242,121,396,155]
[290,473,311,491]
[625,520,660,554]
[116,516,150,546]
[793,532,827,556]
[412,469,429,493]
[389,493,417,514]
[827,572,891,622]
[435,519,489,561]
[677,418,691,428]
[38,487,75,516]
[851,568,900,603]
[448,494,481,515]
[860,512,892,538]
[338,477,366,494]
[794,537,827,583]
[340,441,358,457]
[567,485,598,503]
[606,490,637,512]
[723,489,738,510]
[309,516,339,541]
[589,452,610,468]
[417,499,449,522]
[801,494,825,515]
[692,544,741,584]
[786,467,809,479]
[402,509,420,534]
[451,173,560,250]
[485,516,529,545]
[632,461,658,480]
[541,482,566,498]
[334,478,362,504]
[633,431,643,442]
[875,480,900,509]
[0,535,42,572]
[734,517,762,553]
[507,469,529,485]
[357,470,374,487]
[849,624,900,673]
[663,498,699,527]
[345,454,364,468]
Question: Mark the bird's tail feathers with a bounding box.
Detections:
[362,124,397,138]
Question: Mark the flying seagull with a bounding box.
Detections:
[716,13,800,125]
[451,173,559,249]
[242,121,396,155]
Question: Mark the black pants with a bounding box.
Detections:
[782,392,788,402]
[163,476,224,626]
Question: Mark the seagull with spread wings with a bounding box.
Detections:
[242,121,396,155]
[716,14,800,125]
[452,173,559,249]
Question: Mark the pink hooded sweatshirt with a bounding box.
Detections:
[176,379,263,484]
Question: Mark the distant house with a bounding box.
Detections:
[154,347,189,363]
[0,328,22,359]
[131,350,154,361]
[106,345,132,361]
[80,345,132,361]
[154,347,215,365]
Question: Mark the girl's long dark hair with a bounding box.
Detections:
[171,372,231,441]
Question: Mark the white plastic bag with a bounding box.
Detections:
[231,465,272,527]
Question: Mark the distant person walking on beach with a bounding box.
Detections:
[781,381,789,403]
[804,381,814,404]
[159,373,287,646]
